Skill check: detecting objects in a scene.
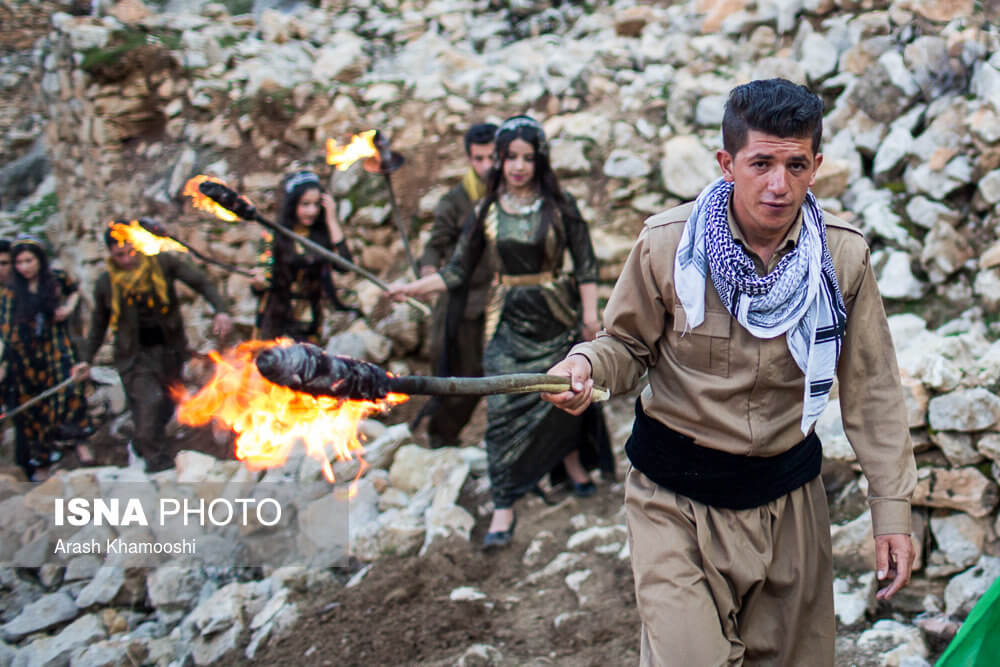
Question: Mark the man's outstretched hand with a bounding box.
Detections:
[541,354,595,416]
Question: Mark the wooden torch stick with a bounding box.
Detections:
[0,376,80,422]
[254,343,610,402]
[196,181,431,317]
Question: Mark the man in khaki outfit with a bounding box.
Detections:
[543,79,916,665]
[416,123,496,447]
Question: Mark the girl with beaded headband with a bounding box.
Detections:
[251,170,359,340]
[0,234,93,479]
[389,114,613,549]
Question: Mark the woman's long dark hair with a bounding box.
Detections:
[477,116,582,245]
[11,243,60,325]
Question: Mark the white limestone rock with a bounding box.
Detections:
[928,388,1000,432]
[857,620,928,666]
[944,556,1000,617]
[874,250,925,300]
[1,592,79,641]
[927,513,986,576]
[660,136,716,200]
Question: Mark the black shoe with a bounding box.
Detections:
[483,513,517,551]
[572,481,597,498]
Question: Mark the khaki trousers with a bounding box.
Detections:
[625,467,834,667]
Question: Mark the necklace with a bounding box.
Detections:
[501,189,541,215]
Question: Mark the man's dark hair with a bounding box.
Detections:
[464,123,498,154]
[722,79,824,156]
[0,239,10,254]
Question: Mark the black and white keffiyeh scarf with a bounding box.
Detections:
[674,178,846,434]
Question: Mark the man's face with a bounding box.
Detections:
[109,241,140,269]
[717,129,822,242]
[0,252,10,283]
[468,142,494,182]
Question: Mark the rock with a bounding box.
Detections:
[548,138,591,176]
[927,512,986,575]
[388,445,464,494]
[183,582,257,665]
[912,467,999,517]
[660,136,717,200]
[449,586,487,602]
[70,637,150,666]
[904,157,975,201]
[857,620,928,666]
[377,509,425,557]
[615,5,653,37]
[928,388,1000,432]
[455,643,503,666]
[895,0,974,22]
[75,566,126,609]
[920,220,974,284]
[297,491,349,568]
[977,432,1000,461]
[973,270,1000,312]
[373,303,422,355]
[603,150,650,180]
[2,591,79,641]
[146,563,207,610]
[944,556,1000,617]
[906,196,959,230]
[526,552,586,585]
[833,573,876,626]
[14,613,106,667]
[831,510,875,573]
[325,329,393,364]
[566,525,627,551]
[900,374,929,428]
[796,31,839,83]
[929,431,984,467]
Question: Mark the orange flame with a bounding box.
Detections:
[183,175,246,222]
[325,130,378,171]
[108,220,188,256]
[173,340,407,486]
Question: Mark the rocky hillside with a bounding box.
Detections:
[2,0,1000,664]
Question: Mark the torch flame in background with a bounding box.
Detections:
[325,130,378,171]
[173,339,407,487]
[108,220,188,255]
[183,175,246,222]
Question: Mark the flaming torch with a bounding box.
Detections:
[174,339,407,485]
[183,176,431,316]
[326,129,419,279]
[108,218,255,277]
[254,343,611,402]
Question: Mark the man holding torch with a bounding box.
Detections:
[544,79,916,665]
[417,122,497,448]
[73,222,232,471]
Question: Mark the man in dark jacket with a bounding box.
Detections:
[74,224,232,471]
[417,123,496,447]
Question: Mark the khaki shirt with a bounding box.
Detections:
[571,202,916,536]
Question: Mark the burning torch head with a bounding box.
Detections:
[137,217,170,238]
[198,180,259,221]
[362,130,405,174]
[255,343,393,401]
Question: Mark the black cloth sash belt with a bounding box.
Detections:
[138,326,167,347]
[624,398,822,510]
